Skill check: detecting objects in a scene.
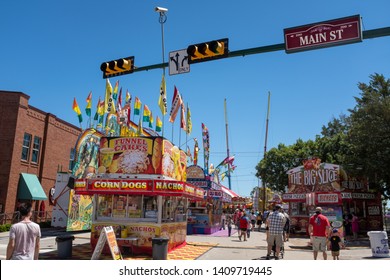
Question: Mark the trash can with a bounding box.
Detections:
[55,235,75,259]
[152,237,169,260]
[367,231,389,258]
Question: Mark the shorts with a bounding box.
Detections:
[331,250,340,257]
[240,228,247,232]
[267,234,283,248]
[312,236,327,252]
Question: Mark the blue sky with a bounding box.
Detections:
[1,1,390,198]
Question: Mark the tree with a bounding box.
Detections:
[347,73,390,198]
[255,73,390,199]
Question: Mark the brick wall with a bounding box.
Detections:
[0,91,81,214]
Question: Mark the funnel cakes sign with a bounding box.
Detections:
[98,136,187,181]
[287,158,341,193]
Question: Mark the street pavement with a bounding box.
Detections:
[0,226,387,260]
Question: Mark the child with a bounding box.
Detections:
[328,228,344,260]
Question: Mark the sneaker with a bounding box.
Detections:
[266,255,270,260]
[238,236,241,241]
[275,256,279,260]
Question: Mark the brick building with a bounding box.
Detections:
[0,90,81,217]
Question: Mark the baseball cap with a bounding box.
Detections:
[315,207,322,212]
[274,204,281,210]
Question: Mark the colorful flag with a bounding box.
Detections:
[156,116,162,132]
[125,90,131,104]
[158,74,167,115]
[104,79,116,114]
[217,155,235,168]
[113,80,119,100]
[93,96,101,121]
[193,138,199,166]
[186,104,192,134]
[202,123,210,174]
[97,99,105,128]
[134,97,141,115]
[143,104,151,122]
[72,98,83,123]
[117,87,122,114]
[169,86,183,123]
[149,111,154,128]
[187,146,193,163]
[180,102,186,131]
[85,91,92,117]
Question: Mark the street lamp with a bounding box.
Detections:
[155,6,168,76]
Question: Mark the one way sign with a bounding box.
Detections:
[169,49,190,75]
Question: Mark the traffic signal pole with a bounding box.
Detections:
[131,27,390,73]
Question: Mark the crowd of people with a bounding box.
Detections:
[219,205,355,260]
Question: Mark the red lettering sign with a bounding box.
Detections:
[284,15,362,53]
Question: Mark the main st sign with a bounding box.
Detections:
[284,15,362,53]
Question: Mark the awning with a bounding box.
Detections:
[17,173,47,200]
[74,178,205,200]
[221,186,239,198]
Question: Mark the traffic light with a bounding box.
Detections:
[100,56,134,78]
[187,38,229,64]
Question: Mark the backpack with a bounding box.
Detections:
[239,216,248,229]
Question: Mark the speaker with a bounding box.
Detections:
[67,175,76,189]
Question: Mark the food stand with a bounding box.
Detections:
[74,135,205,255]
[283,158,383,235]
[186,165,235,234]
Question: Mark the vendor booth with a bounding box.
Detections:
[283,158,384,235]
[73,135,205,255]
[186,165,236,234]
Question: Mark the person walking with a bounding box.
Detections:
[6,203,41,260]
[308,206,331,260]
[265,205,286,260]
[351,213,359,241]
[238,212,250,241]
[281,209,290,242]
[256,211,263,232]
[226,212,233,237]
[220,210,226,230]
[328,229,344,260]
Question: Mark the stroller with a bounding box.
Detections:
[271,239,285,259]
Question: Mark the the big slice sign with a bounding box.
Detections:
[284,15,362,53]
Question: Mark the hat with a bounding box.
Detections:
[274,204,281,210]
[315,207,322,212]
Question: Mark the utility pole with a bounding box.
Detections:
[224,98,232,190]
[262,91,271,213]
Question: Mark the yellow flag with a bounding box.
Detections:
[104,79,116,114]
[158,74,167,115]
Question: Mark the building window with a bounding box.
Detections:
[21,133,32,161]
[69,148,76,171]
[31,136,41,164]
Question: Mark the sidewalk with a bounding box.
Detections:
[0,227,384,260]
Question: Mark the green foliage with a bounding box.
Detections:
[0,224,11,232]
[255,73,390,199]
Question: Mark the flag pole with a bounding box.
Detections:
[224,98,232,190]
[185,102,188,152]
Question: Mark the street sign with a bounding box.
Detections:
[284,15,362,53]
[169,49,190,75]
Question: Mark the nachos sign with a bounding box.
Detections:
[284,15,362,53]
